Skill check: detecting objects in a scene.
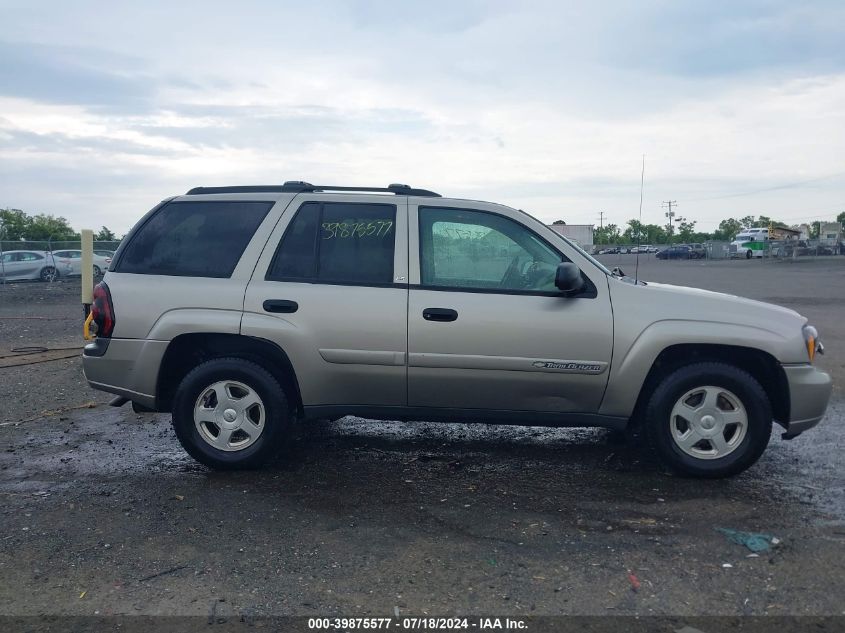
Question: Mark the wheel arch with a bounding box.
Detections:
[629,343,790,429]
[155,332,303,416]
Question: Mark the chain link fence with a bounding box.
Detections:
[729,239,844,261]
[0,240,122,253]
[594,242,733,259]
[1,240,122,285]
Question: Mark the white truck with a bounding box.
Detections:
[731,228,769,259]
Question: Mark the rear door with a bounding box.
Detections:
[19,252,44,277]
[407,201,613,414]
[242,194,409,411]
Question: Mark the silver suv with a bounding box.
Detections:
[82,182,832,477]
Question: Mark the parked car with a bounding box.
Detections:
[53,249,112,277]
[656,245,692,260]
[598,247,619,254]
[82,181,831,478]
[0,250,68,282]
[686,243,706,259]
[630,245,653,254]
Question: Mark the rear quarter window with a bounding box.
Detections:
[113,200,274,278]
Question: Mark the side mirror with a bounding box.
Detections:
[555,262,584,293]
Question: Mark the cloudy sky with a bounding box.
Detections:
[1,0,844,234]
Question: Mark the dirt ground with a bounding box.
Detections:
[0,257,843,621]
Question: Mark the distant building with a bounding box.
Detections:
[794,222,843,244]
[795,224,812,240]
[547,224,594,251]
[770,226,801,241]
[818,222,843,246]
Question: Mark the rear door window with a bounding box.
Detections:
[267,201,396,284]
[114,200,274,278]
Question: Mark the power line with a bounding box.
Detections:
[685,170,845,202]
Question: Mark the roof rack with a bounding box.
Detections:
[185,181,441,197]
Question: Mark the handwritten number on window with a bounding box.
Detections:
[321,221,393,240]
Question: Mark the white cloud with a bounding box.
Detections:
[0,0,843,233]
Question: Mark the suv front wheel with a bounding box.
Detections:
[172,357,291,469]
[644,362,772,478]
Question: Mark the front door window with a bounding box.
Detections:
[419,207,561,292]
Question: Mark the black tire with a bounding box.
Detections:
[40,266,57,282]
[644,362,772,478]
[172,357,292,470]
[93,265,102,278]
[745,249,752,259]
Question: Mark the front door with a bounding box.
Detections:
[407,204,613,414]
[1,252,24,279]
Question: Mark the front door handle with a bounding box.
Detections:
[423,308,458,322]
[263,299,298,314]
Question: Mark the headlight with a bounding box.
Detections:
[803,325,824,363]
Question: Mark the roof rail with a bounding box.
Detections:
[186,182,441,197]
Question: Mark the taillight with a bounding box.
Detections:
[91,282,115,338]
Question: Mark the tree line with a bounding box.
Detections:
[0,208,118,242]
[589,212,845,246]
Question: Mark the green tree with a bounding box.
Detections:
[0,208,31,240]
[753,215,787,229]
[739,215,756,229]
[621,220,668,244]
[594,223,621,245]
[26,214,77,240]
[837,211,845,227]
[678,219,697,242]
[0,208,81,241]
[623,219,646,242]
[714,218,743,241]
[95,226,116,241]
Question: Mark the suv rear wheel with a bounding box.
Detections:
[172,357,291,469]
[644,362,772,478]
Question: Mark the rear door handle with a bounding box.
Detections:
[263,299,298,314]
[423,308,458,322]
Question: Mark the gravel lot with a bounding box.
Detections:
[0,257,843,621]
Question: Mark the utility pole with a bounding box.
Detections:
[662,200,683,244]
[597,211,605,245]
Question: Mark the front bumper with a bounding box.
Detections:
[781,363,833,438]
